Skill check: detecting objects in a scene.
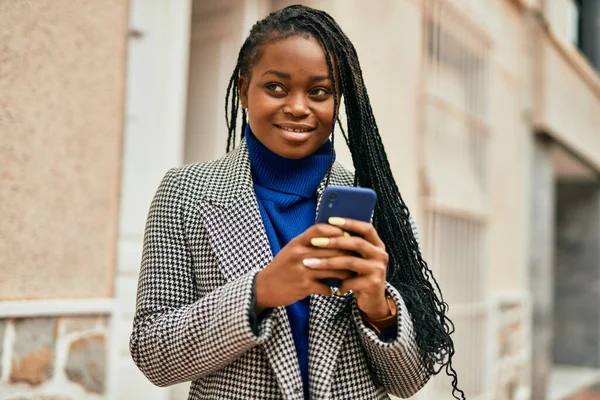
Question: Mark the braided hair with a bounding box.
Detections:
[225,5,465,399]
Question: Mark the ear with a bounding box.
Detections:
[238,76,249,109]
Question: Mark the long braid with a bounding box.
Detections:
[224,5,465,399]
[225,65,240,152]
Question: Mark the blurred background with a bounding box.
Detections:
[1,0,599,399]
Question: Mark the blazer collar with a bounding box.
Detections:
[197,140,255,210]
[198,139,354,211]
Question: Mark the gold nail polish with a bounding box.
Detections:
[311,237,330,247]
[328,217,346,226]
[343,231,351,238]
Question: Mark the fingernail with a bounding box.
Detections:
[328,217,346,226]
[311,237,330,247]
[303,258,322,268]
[343,231,351,238]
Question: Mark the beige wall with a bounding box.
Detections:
[544,0,570,39]
[489,1,531,291]
[0,0,127,299]
[334,0,423,212]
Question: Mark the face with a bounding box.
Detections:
[239,35,339,159]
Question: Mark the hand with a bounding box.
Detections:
[255,224,354,313]
[305,217,391,320]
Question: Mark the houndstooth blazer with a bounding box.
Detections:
[130,140,430,399]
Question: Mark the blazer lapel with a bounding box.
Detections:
[308,293,353,399]
[309,164,356,399]
[262,308,305,398]
[198,140,271,281]
[198,141,303,398]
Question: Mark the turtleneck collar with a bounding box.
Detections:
[245,125,334,199]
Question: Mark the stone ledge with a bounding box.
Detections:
[65,334,105,393]
[10,318,56,386]
[1,315,108,399]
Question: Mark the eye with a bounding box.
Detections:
[265,83,285,93]
[310,87,331,97]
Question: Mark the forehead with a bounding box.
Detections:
[252,35,330,77]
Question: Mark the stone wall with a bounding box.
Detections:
[0,316,109,400]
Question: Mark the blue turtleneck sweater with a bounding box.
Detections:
[246,126,333,399]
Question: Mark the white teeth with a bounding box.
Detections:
[279,126,310,133]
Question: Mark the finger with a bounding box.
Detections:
[339,276,386,295]
[306,256,383,276]
[310,235,387,261]
[328,217,385,249]
[308,268,355,281]
[311,281,334,297]
[298,223,346,245]
[291,248,352,264]
[302,248,354,259]
[339,277,364,295]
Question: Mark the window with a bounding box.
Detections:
[571,0,600,72]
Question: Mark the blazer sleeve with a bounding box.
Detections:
[129,168,276,387]
[350,216,431,398]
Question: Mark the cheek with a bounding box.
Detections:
[248,90,281,115]
[313,101,336,124]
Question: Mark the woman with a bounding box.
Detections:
[130,5,464,400]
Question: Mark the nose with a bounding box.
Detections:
[282,93,310,118]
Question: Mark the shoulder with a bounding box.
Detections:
[161,151,239,204]
[172,157,228,187]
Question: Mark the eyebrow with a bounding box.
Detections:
[262,69,329,82]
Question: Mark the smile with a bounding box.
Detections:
[274,124,316,143]
[274,124,315,133]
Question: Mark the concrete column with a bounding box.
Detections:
[111,1,191,399]
[530,136,555,400]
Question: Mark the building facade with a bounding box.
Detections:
[1,0,599,399]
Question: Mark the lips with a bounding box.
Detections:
[274,123,316,143]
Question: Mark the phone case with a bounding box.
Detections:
[315,185,377,287]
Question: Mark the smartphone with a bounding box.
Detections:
[314,185,377,288]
